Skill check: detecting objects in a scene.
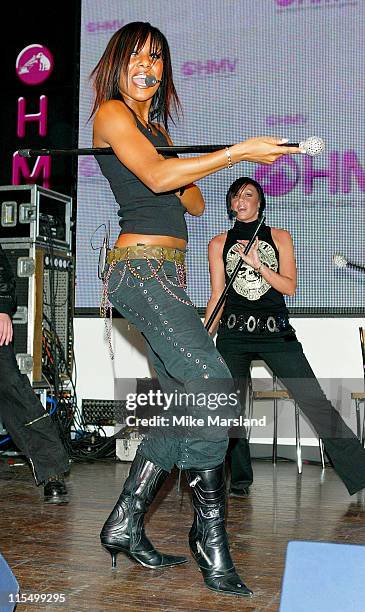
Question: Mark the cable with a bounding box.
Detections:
[46,396,58,417]
[39,223,116,461]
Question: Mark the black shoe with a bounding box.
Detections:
[44,476,69,504]
[186,464,253,598]
[229,486,250,498]
[100,453,187,569]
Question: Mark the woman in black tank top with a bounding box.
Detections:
[206,177,365,499]
[90,21,302,599]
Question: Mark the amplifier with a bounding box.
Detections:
[81,398,144,462]
[0,241,74,383]
[0,184,72,249]
[82,399,128,426]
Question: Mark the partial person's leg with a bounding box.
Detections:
[228,439,253,494]
[145,341,253,591]
[144,341,230,471]
[100,452,187,569]
[0,344,69,487]
[186,463,252,597]
[108,258,236,469]
[216,334,254,494]
[102,258,251,593]
[262,339,365,495]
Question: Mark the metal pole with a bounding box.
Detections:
[18,145,233,158]
[205,215,265,333]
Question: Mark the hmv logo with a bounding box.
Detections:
[181,58,238,77]
[255,151,365,197]
[13,44,53,188]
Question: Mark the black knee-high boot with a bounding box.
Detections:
[101,453,187,569]
[186,463,253,597]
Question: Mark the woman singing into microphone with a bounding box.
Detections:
[91,21,299,597]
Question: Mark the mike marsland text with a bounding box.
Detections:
[125,415,267,428]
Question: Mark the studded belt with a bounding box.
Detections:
[220,312,291,333]
[107,245,186,265]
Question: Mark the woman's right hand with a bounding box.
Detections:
[232,136,301,165]
[234,238,261,270]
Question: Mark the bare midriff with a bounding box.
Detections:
[115,233,187,251]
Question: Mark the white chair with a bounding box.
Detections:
[247,370,325,475]
[351,328,365,447]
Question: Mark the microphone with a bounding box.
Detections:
[279,136,325,156]
[333,253,365,273]
[98,234,109,280]
[145,74,161,87]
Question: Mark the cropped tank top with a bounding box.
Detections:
[222,219,288,315]
[95,105,188,241]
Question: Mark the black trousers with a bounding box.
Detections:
[217,327,365,495]
[0,344,69,485]
[107,258,239,471]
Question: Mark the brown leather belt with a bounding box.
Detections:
[107,245,186,265]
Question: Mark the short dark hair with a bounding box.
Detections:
[226,177,266,219]
[90,21,181,130]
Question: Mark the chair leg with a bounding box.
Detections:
[247,376,254,441]
[318,438,325,469]
[272,397,278,465]
[294,403,302,475]
[355,399,361,441]
[361,402,365,448]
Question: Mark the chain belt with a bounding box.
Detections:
[220,312,291,333]
[107,245,186,265]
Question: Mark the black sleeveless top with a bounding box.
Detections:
[95,105,188,241]
[222,219,288,316]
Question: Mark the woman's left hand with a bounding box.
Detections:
[234,238,261,271]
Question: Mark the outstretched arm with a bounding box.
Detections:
[93,100,301,193]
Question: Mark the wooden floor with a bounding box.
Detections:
[1,457,365,612]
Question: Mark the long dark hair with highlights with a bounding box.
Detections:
[89,21,181,130]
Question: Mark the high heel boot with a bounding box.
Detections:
[100,453,187,569]
[186,463,253,597]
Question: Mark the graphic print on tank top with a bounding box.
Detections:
[225,240,278,301]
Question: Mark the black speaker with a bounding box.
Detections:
[0,241,74,383]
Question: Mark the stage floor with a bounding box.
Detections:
[1,458,364,611]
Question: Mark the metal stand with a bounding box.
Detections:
[205,215,265,333]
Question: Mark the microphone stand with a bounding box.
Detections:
[18,145,231,157]
[205,215,265,333]
[17,143,300,158]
